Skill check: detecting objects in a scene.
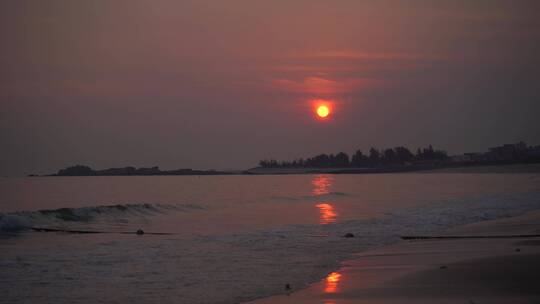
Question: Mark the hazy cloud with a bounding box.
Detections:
[272,76,379,95]
[1,0,539,176]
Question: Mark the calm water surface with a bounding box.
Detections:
[1,173,540,303]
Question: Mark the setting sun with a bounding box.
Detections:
[316,105,330,118]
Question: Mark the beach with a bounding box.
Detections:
[248,211,540,304]
[3,1,540,303]
[2,173,540,303]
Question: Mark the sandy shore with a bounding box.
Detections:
[247,211,540,304]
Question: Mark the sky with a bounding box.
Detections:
[1,0,540,176]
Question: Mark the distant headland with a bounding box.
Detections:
[39,165,236,177]
[32,141,540,177]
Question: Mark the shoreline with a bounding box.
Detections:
[246,210,540,304]
[246,163,540,175]
[26,163,540,177]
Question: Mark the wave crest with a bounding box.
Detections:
[0,203,203,233]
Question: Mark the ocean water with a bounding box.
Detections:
[1,173,540,303]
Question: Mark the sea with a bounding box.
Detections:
[1,172,540,303]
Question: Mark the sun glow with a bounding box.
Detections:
[311,99,334,120]
[316,105,330,118]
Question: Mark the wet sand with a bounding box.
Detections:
[248,211,540,304]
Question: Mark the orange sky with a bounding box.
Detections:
[1,0,540,175]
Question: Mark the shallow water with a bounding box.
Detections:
[1,173,540,303]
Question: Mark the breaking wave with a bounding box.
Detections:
[184,191,540,302]
[0,203,203,233]
[1,190,540,303]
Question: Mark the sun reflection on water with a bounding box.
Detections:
[311,174,334,196]
[315,203,337,224]
[312,175,338,224]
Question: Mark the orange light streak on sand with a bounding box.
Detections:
[324,272,342,293]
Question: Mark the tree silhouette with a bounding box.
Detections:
[334,152,350,167]
[394,146,414,163]
[258,145,448,168]
[351,150,368,167]
[369,148,380,165]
